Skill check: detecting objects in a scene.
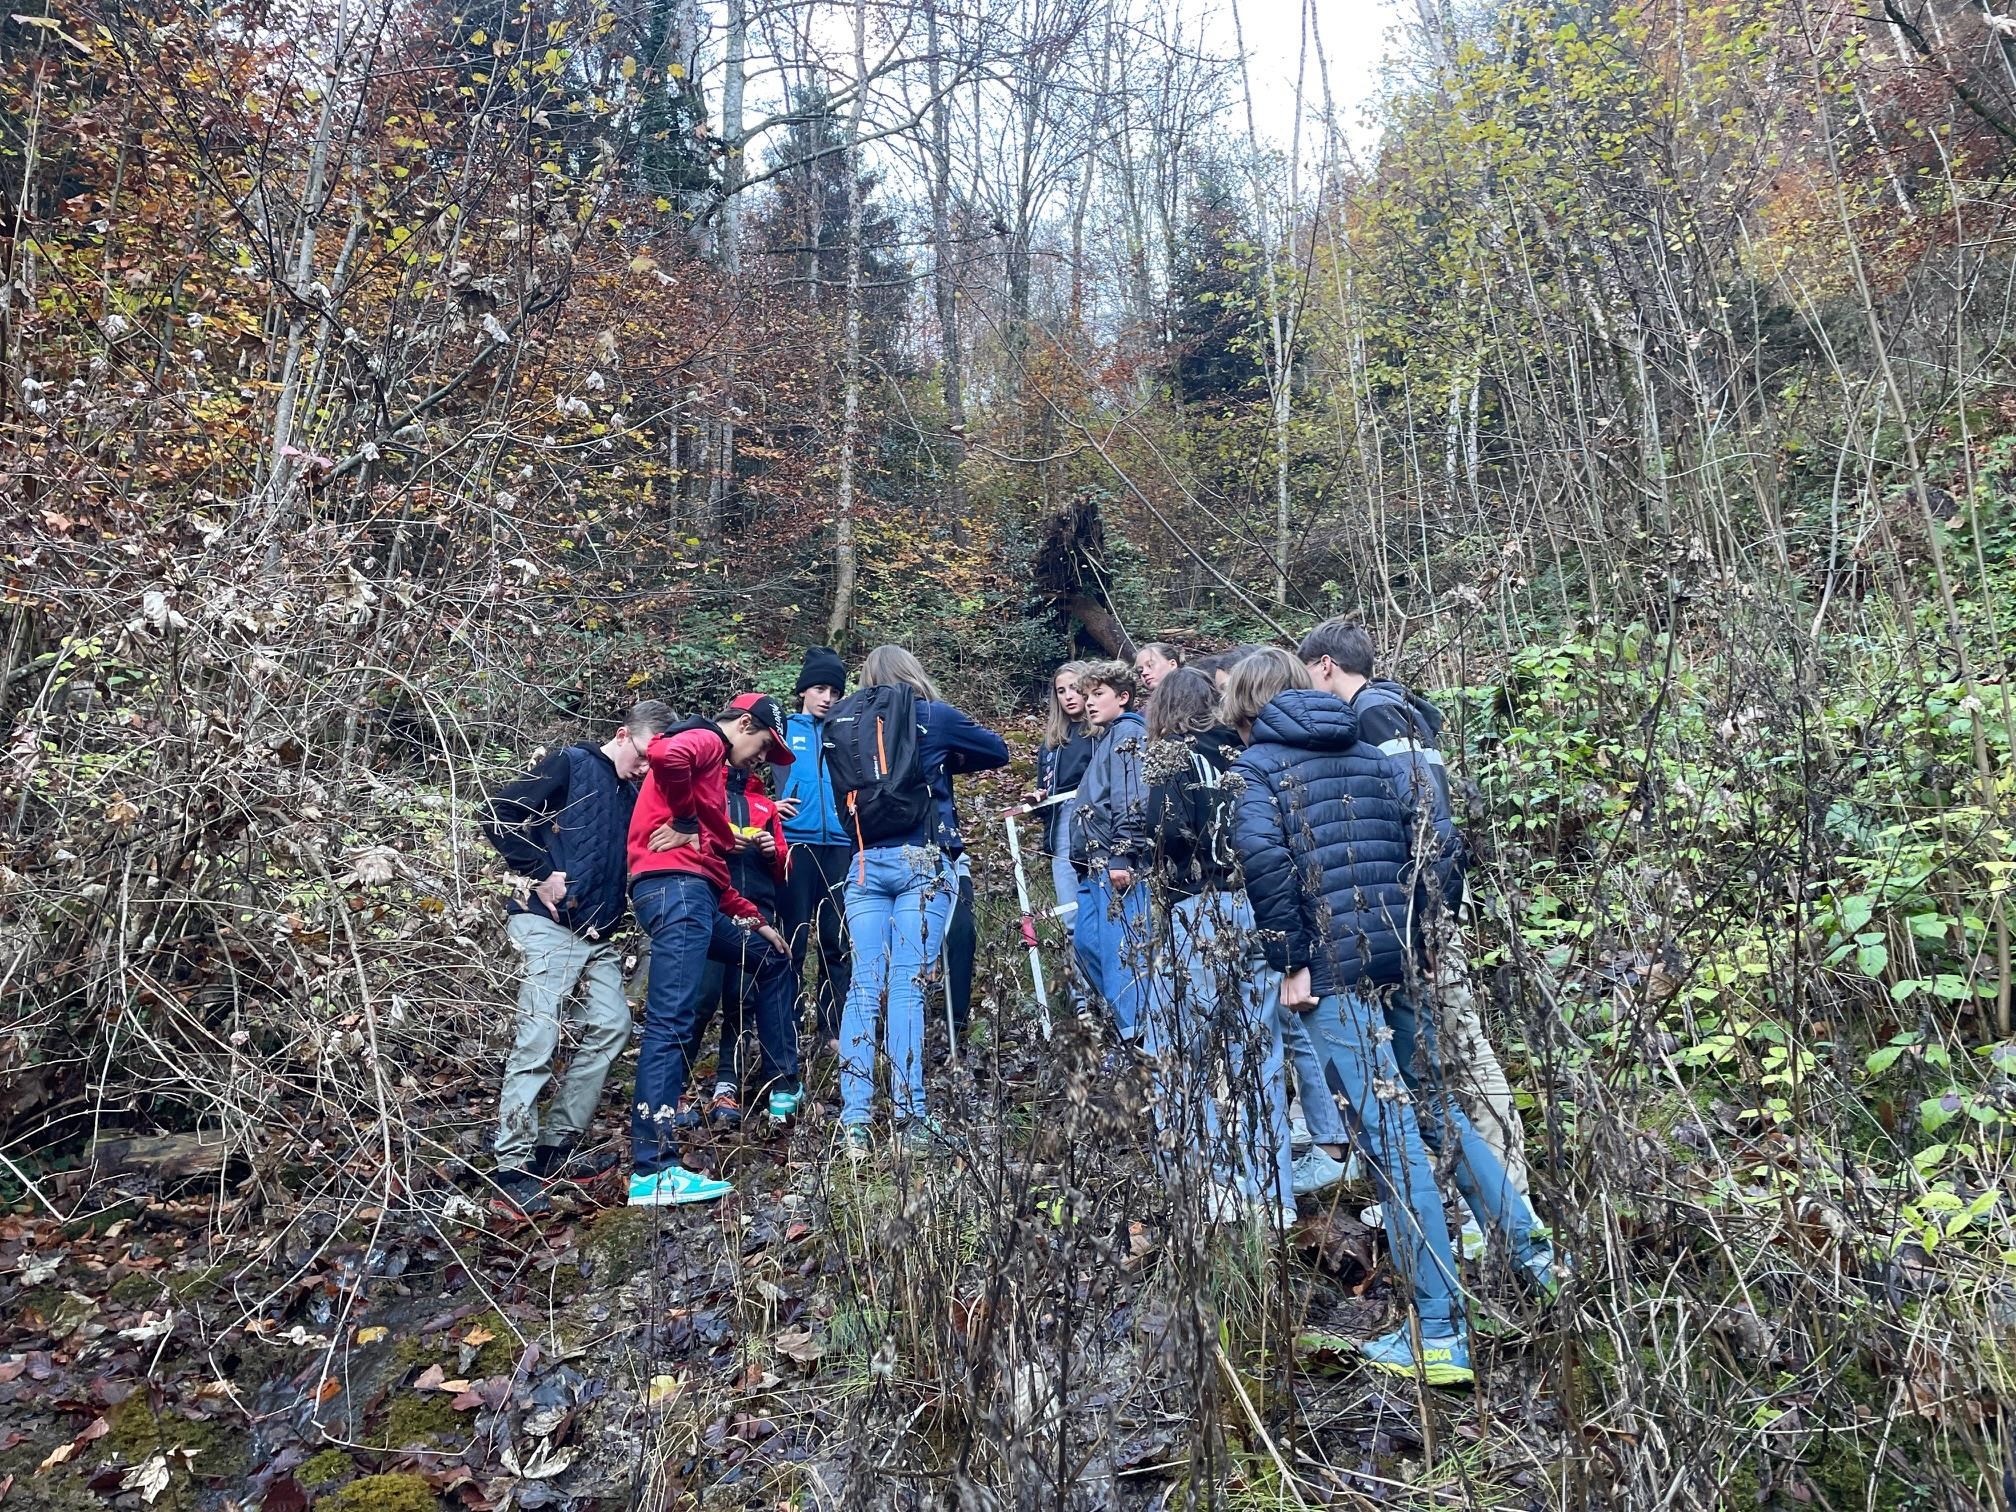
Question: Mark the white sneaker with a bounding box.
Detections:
[1204,1181,1249,1224]
[1291,1145,1347,1196]
[1460,1217,1487,1261]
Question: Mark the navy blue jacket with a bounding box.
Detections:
[1036,728,1094,857]
[480,743,638,938]
[865,699,1010,854]
[777,711,849,846]
[1230,690,1422,994]
[1351,678,1465,901]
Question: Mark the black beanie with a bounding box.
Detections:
[796,646,847,696]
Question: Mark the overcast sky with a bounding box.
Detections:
[1204,0,1403,154]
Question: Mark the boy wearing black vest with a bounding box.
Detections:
[481,701,674,1214]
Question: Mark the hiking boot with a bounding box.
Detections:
[767,1086,803,1123]
[1359,1326,1474,1387]
[490,1168,552,1218]
[627,1166,732,1207]
[1291,1146,1348,1196]
[707,1091,743,1130]
[839,1123,874,1162]
[531,1143,619,1182]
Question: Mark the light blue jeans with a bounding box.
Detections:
[1046,795,1080,924]
[1074,869,1150,1038]
[1144,891,1294,1211]
[1279,1003,1350,1147]
[1299,989,1547,1333]
[839,845,958,1126]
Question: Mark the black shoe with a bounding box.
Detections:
[490,1168,553,1217]
[532,1143,620,1182]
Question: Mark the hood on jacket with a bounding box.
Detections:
[1192,725,1244,766]
[1368,677,1446,743]
[1249,689,1360,751]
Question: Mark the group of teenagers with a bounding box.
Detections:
[479,624,1560,1387]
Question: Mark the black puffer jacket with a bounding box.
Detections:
[1145,726,1244,901]
[1230,690,1420,994]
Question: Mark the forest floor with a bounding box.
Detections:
[0,765,1983,1511]
[0,1007,1604,1512]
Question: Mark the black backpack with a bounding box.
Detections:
[822,684,934,846]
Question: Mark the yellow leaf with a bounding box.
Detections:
[667,61,684,78]
[355,1326,389,1345]
[37,1442,75,1473]
[462,1324,496,1347]
[620,54,635,79]
[629,254,657,274]
[646,1374,681,1407]
[468,27,485,43]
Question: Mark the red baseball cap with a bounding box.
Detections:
[730,692,794,765]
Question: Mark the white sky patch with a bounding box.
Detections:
[1204,0,1402,158]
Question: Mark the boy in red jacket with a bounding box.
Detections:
[688,704,800,1131]
[626,694,794,1206]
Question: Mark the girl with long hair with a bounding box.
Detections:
[1035,661,1093,919]
[834,645,1009,1155]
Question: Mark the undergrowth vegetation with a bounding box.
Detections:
[8,0,2016,1501]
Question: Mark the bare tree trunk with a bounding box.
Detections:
[825,0,868,641]
[260,0,355,537]
[706,0,748,559]
[924,0,970,544]
[1232,0,1302,606]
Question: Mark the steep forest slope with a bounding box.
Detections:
[4,0,2016,1504]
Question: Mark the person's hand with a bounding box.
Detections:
[1109,867,1133,892]
[754,830,778,857]
[757,923,789,955]
[1279,967,1316,1009]
[534,871,568,916]
[1030,787,1049,803]
[774,796,800,819]
[648,824,696,853]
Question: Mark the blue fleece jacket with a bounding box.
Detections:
[778,711,849,845]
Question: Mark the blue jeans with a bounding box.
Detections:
[1298,989,1546,1332]
[630,873,794,1176]
[1279,1003,1350,1147]
[692,908,800,1098]
[1144,891,1294,1211]
[840,845,958,1125]
[1074,869,1150,1038]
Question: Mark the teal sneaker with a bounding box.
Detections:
[1359,1326,1474,1387]
[627,1166,732,1207]
[768,1087,803,1123]
[840,1123,874,1162]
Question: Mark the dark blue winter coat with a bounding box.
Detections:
[1229,690,1422,994]
[1350,678,1466,902]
